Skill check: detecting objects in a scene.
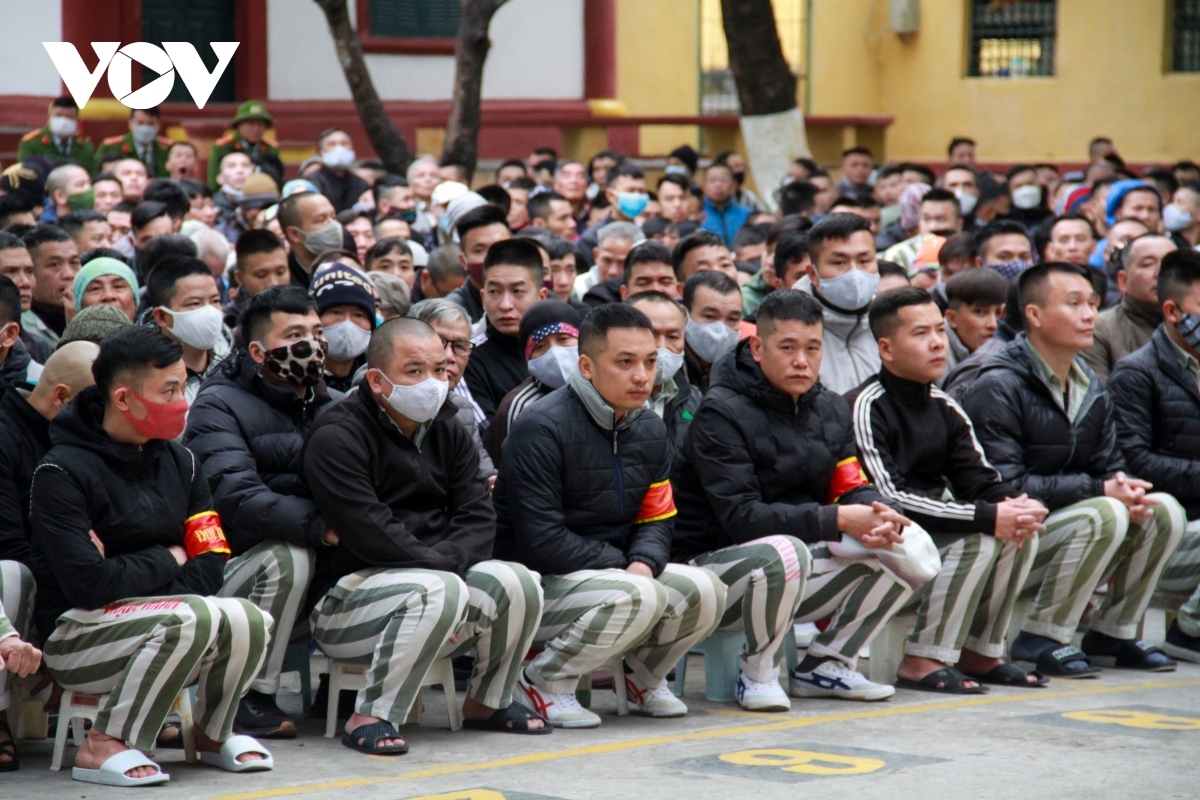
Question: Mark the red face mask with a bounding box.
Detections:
[119,388,188,440]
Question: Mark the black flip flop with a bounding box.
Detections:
[896,666,988,695]
[156,721,184,749]
[1022,644,1101,679]
[1088,638,1177,672]
[0,720,18,772]
[341,721,409,755]
[963,661,1048,688]
[462,703,553,735]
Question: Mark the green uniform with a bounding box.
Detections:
[97,132,174,178]
[207,134,280,190]
[17,125,95,173]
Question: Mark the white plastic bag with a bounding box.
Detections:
[826,522,941,591]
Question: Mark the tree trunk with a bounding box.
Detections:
[720,0,810,210]
[314,0,414,174]
[441,0,509,182]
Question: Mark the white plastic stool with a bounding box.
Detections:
[51,688,196,771]
[324,656,460,738]
[866,610,917,685]
[575,654,630,716]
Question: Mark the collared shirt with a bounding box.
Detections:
[1167,333,1200,393]
[377,394,430,449]
[1026,339,1091,422]
[650,377,680,420]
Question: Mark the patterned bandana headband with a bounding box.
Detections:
[524,322,580,360]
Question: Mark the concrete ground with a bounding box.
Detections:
[6,656,1200,800]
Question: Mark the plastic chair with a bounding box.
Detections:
[673,627,798,702]
[323,656,460,738]
[281,640,315,714]
[573,654,629,716]
[51,688,196,771]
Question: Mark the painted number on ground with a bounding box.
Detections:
[1063,709,1200,730]
[408,792,507,800]
[720,748,885,776]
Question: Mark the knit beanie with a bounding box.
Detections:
[73,256,139,311]
[239,172,281,210]
[669,145,699,174]
[518,299,582,361]
[1105,179,1155,227]
[311,263,377,327]
[58,303,132,346]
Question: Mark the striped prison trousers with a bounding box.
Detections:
[1155,519,1200,638]
[688,536,808,683]
[903,533,1037,662]
[528,565,725,694]
[795,543,915,667]
[42,595,271,751]
[218,541,314,695]
[0,560,35,711]
[310,561,542,724]
[1018,493,1185,643]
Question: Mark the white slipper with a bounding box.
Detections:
[72,749,169,786]
[198,734,273,772]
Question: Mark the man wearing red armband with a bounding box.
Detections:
[672,291,918,704]
[28,326,274,787]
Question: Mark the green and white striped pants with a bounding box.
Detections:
[689,536,809,682]
[905,533,1038,662]
[1153,519,1200,637]
[310,561,542,723]
[530,565,725,694]
[0,560,35,711]
[1019,494,1185,642]
[218,541,314,694]
[795,543,914,667]
[43,595,271,751]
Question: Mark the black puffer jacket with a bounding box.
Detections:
[301,378,495,604]
[0,339,39,390]
[0,386,51,562]
[671,341,888,562]
[1109,325,1200,519]
[493,372,675,577]
[961,336,1123,512]
[29,386,224,635]
[184,351,339,555]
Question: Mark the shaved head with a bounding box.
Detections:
[367,316,440,372]
[36,341,100,396]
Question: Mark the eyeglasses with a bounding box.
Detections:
[440,336,474,358]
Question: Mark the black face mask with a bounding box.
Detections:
[732,171,746,186]
[258,336,328,387]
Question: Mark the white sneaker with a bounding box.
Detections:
[789,660,895,701]
[736,672,791,712]
[515,671,602,728]
[625,676,688,718]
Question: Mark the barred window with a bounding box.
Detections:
[367,0,460,39]
[1172,0,1200,72]
[967,0,1056,78]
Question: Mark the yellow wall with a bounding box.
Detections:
[616,0,700,154]
[810,0,1200,164]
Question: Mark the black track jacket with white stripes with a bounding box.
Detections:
[846,368,1015,535]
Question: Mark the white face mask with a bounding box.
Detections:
[1012,184,1042,210]
[322,145,356,171]
[132,124,158,146]
[527,345,578,390]
[817,267,880,312]
[160,304,223,350]
[655,347,685,385]
[378,373,448,424]
[685,317,739,364]
[954,188,978,216]
[323,319,372,362]
[48,116,76,138]
[1163,203,1194,232]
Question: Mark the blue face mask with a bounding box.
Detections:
[400,209,417,224]
[664,165,689,177]
[615,191,649,219]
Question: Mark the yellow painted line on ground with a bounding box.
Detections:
[206,677,1200,800]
